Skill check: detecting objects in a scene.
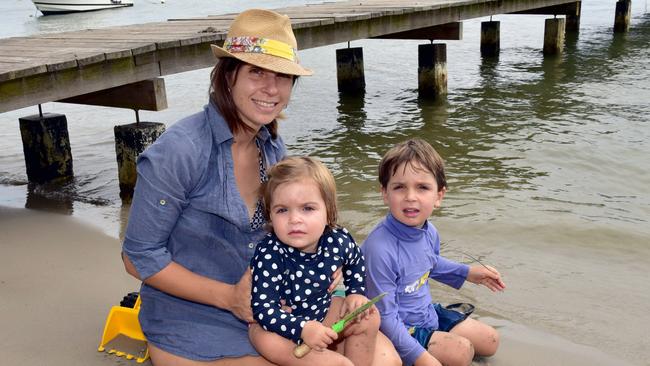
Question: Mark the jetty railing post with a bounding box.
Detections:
[480,21,500,57]
[114,117,165,202]
[418,43,447,99]
[18,110,73,183]
[614,0,632,33]
[336,46,366,94]
[543,18,566,55]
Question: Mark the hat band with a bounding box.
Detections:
[224,36,298,63]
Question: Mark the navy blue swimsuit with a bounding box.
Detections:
[250,228,366,343]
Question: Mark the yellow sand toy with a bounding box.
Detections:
[98,292,149,363]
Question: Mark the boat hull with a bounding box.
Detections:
[32,0,134,15]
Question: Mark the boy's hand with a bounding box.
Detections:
[467,265,506,292]
[340,293,375,321]
[301,320,337,351]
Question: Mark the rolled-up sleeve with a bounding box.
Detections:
[122,128,203,280]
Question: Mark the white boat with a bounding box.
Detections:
[32,0,133,15]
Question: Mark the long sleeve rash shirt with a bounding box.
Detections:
[361,213,470,365]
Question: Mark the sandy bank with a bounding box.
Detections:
[0,206,636,366]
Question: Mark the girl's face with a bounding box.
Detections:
[269,177,328,253]
[381,161,445,228]
[229,64,293,132]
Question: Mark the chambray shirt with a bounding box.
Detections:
[122,102,286,361]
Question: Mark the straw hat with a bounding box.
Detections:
[211,9,313,76]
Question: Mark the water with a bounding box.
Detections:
[1,0,649,364]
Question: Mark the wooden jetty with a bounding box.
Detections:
[4,0,637,196]
[0,0,586,114]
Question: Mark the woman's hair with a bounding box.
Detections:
[378,138,447,191]
[261,156,338,229]
[209,58,298,140]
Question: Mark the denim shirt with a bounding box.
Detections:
[122,102,286,361]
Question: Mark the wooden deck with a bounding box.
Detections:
[0,0,579,113]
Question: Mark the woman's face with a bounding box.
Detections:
[229,64,293,132]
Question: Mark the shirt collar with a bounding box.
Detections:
[384,212,429,241]
[205,102,272,146]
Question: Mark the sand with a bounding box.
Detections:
[0,205,636,366]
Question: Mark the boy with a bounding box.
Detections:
[362,139,506,366]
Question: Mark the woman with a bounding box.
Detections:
[121,8,400,366]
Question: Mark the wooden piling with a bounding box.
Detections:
[481,21,500,57]
[566,1,581,32]
[543,18,566,55]
[114,122,165,202]
[418,43,447,99]
[19,113,73,183]
[614,0,631,33]
[336,47,366,94]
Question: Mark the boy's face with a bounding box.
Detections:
[381,161,445,228]
[269,178,328,253]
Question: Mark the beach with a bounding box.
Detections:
[0,205,638,366]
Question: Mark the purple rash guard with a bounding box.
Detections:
[362,213,469,365]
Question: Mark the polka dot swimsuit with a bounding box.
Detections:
[250,227,366,343]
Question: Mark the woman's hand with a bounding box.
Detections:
[301,320,338,351]
[467,265,506,292]
[327,266,343,293]
[228,270,255,323]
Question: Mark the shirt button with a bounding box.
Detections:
[159,199,166,205]
[248,243,254,249]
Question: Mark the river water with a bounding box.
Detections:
[1,0,649,364]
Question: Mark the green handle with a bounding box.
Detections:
[331,319,345,333]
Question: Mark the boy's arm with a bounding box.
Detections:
[429,256,469,289]
[250,242,305,343]
[363,235,427,365]
[427,227,470,289]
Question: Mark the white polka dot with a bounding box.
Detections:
[331,265,337,272]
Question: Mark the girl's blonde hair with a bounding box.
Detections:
[261,156,338,229]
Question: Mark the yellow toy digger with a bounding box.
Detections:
[98,292,149,363]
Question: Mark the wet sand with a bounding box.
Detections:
[0,205,636,366]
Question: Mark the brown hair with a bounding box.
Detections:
[261,156,338,229]
[209,58,299,140]
[378,138,447,191]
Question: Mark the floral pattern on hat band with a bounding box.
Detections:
[223,36,299,63]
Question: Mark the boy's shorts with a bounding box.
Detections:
[408,303,475,348]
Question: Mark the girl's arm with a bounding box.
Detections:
[250,240,307,343]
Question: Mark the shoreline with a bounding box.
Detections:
[0,205,638,366]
